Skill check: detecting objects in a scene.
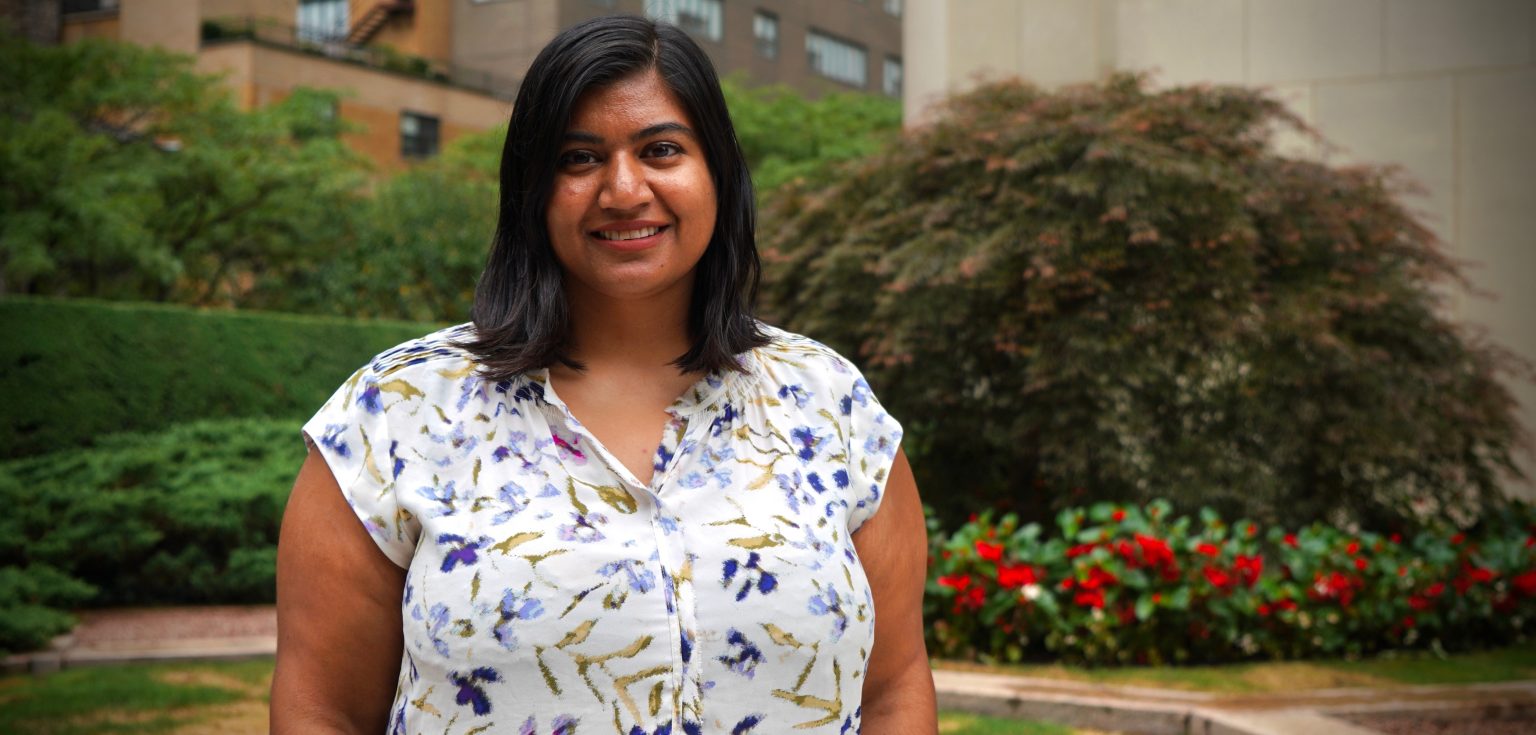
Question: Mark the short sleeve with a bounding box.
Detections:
[839,362,903,533]
[301,365,419,568]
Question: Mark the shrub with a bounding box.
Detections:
[0,297,435,458]
[0,417,303,615]
[0,564,97,655]
[926,500,1536,666]
[757,75,1531,531]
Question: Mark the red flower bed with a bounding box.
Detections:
[925,500,1536,665]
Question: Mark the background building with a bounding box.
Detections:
[45,0,903,169]
[904,0,1536,501]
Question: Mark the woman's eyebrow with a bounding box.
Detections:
[562,122,697,144]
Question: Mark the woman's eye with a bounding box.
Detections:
[645,142,682,158]
[560,150,598,167]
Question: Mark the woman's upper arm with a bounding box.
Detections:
[271,449,407,734]
[853,448,937,732]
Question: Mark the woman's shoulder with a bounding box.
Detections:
[357,322,480,383]
[750,323,868,389]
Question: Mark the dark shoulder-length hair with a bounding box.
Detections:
[457,14,769,381]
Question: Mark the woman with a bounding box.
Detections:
[272,15,935,734]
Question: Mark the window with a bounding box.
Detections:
[806,30,867,88]
[400,111,440,160]
[884,0,902,17]
[296,0,348,43]
[883,55,902,97]
[643,0,723,42]
[753,11,779,59]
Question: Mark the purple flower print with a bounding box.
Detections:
[721,552,777,601]
[717,628,764,679]
[449,666,500,715]
[436,533,491,573]
[493,588,545,651]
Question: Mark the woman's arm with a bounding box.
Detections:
[271,450,407,734]
[853,448,938,733]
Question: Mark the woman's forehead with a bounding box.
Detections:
[566,70,695,136]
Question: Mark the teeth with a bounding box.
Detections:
[595,226,661,241]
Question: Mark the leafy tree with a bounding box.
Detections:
[280,127,503,322]
[721,76,902,194]
[758,76,1532,532]
[0,31,366,303]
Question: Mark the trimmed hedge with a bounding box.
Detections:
[927,500,1536,666]
[0,297,437,458]
[0,417,304,652]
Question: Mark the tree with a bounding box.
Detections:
[721,76,901,195]
[0,31,366,303]
[757,76,1532,531]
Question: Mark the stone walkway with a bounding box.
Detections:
[4,606,1535,735]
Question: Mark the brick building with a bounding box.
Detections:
[41,0,903,169]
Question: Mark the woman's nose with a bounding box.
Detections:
[598,154,652,211]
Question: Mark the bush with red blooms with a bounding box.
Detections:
[925,499,1536,665]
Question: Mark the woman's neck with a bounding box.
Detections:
[561,280,694,373]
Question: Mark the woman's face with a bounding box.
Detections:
[546,69,717,306]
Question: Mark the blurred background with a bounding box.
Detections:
[2,1,1536,732]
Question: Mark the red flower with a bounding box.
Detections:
[1151,592,1162,604]
[1408,594,1435,611]
[1059,577,1075,590]
[1390,533,1402,544]
[1467,566,1495,583]
[1134,534,1175,568]
[1246,523,1257,537]
[1345,540,1360,556]
[1283,534,1298,548]
[1066,543,1097,559]
[1354,557,1368,572]
[1114,540,1139,567]
[1081,567,1119,590]
[1276,599,1297,612]
[941,550,952,560]
[1402,615,1416,629]
[1234,554,1264,587]
[1196,542,1221,558]
[1425,582,1445,598]
[960,585,985,610]
[938,574,971,591]
[997,563,1038,589]
[1514,570,1536,597]
[1451,533,1466,545]
[974,540,1004,562]
[1526,536,1535,548]
[1073,588,1105,609]
[1398,566,1408,577]
[1204,566,1234,589]
[1112,508,1126,522]
[1258,603,1271,616]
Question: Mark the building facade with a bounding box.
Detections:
[51,0,903,169]
[904,0,1536,501]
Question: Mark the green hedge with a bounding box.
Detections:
[0,297,437,459]
[0,417,304,652]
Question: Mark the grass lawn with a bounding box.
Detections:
[0,659,272,734]
[8,643,1532,733]
[934,638,1536,694]
[0,659,1090,734]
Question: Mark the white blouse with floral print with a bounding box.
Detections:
[303,323,903,735]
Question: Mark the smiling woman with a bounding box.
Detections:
[271,14,936,735]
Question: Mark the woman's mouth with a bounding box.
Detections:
[593,226,664,241]
[590,224,669,251]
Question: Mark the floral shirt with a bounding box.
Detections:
[303,323,903,735]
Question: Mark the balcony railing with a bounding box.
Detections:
[201,17,520,101]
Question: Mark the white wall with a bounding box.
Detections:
[906,0,1536,499]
